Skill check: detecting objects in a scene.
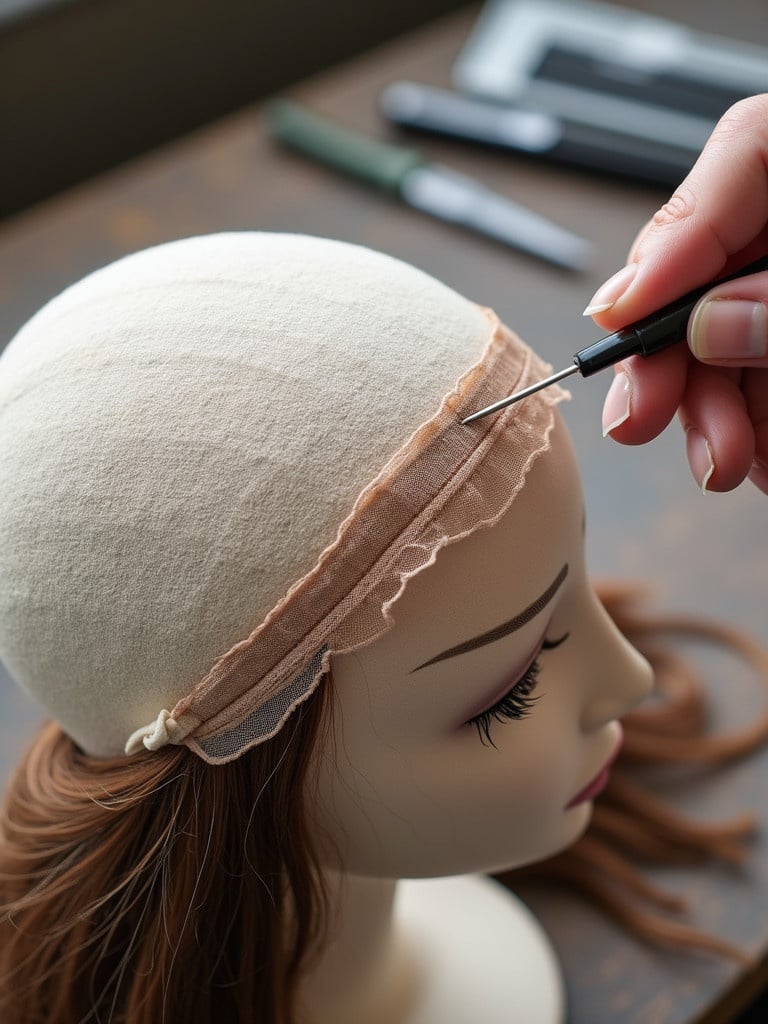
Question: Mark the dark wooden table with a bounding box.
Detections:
[2,3,768,1021]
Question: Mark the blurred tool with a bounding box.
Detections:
[462,254,768,423]
[454,0,768,185]
[381,81,694,187]
[267,99,593,271]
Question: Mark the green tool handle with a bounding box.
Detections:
[267,99,425,194]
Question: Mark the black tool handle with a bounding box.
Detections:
[381,81,695,188]
[574,253,768,377]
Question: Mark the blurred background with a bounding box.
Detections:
[3,0,767,217]
[2,2,768,1021]
[1,0,471,218]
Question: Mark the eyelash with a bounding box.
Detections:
[469,633,570,748]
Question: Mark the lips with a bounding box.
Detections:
[565,724,623,810]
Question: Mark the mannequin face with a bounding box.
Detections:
[312,411,653,879]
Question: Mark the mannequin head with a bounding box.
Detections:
[314,414,651,880]
[0,233,651,1023]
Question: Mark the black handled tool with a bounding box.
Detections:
[462,254,768,424]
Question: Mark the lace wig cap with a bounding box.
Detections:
[0,232,567,764]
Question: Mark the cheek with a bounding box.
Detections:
[442,702,594,866]
[309,677,590,877]
[308,709,427,872]
[443,723,581,840]
[382,720,588,875]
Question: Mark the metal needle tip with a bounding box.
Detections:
[461,363,580,425]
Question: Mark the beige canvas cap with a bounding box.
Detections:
[0,233,565,762]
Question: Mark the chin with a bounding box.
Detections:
[480,826,590,877]
[558,800,594,848]
[515,804,595,871]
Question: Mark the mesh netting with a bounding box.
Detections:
[125,311,568,764]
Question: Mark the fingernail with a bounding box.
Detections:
[602,371,631,437]
[689,299,768,359]
[583,264,638,316]
[685,427,715,494]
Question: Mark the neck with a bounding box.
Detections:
[295,874,565,1024]
[296,873,418,1024]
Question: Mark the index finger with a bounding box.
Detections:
[590,94,768,333]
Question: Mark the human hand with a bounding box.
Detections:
[584,94,768,494]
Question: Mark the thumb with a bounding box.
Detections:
[689,272,768,367]
[587,95,768,333]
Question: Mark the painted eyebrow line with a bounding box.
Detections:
[410,563,569,673]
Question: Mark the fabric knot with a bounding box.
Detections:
[125,709,191,755]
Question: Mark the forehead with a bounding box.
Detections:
[333,411,583,685]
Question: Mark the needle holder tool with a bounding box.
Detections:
[266,99,593,271]
[462,254,768,424]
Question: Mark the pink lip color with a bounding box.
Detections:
[565,725,624,810]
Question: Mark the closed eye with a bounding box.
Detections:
[468,631,570,748]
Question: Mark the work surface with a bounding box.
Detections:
[1,2,768,1021]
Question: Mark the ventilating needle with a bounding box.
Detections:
[462,253,768,425]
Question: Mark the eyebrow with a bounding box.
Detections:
[411,563,569,673]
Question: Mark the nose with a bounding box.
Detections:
[579,587,654,732]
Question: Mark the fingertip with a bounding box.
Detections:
[601,371,631,437]
[583,265,638,319]
[601,349,688,445]
[684,427,716,494]
[749,419,768,495]
[679,363,755,492]
[688,290,768,365]
[748,460,768,495]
